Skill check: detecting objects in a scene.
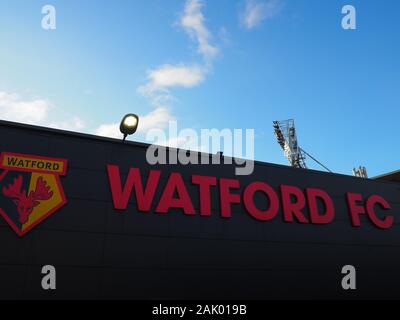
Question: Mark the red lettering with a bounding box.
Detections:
[347,193,393,229]
[243,182,279,221]
[219,178,240,218]
[306,188,335,224]
[192,175,217,217]
[108,165,390,231]
[107,165,160,211]
[346,193,364,227]
[281,185,308,223]
[156,172,195,215]
[366,195,393,229]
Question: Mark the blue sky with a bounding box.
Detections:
[0,0,399,177]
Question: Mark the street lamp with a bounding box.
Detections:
[120,113,139,142]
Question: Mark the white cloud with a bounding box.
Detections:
[138,0,218,100]
[100,0,221,142]
[180,0,218,62]
[48,117,86,131]
[241,0,283,30]
[0,91,50,124]
[94,107,175,140]
[0,90,85,133]
[138,64,205,96]
[0,1,224,147]
[93,123,120,139]
[139,107,175,132]
[147,64,205,89]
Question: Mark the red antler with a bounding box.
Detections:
[30,177,53,201]
[2,175,24,200]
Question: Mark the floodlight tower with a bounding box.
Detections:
[273,119,307,169]
[353,166,368,178]
[273,119,332,172]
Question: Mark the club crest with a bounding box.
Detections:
[0,152,67,236]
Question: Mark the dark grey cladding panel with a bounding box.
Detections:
[36,199,107,233]
[105,202,124,234]
[167,208,225,239]
[47,136,113,171]
[1,122,400,299]
[62,168,110,201]
[98,267,400,300]
[259,219,400,246]
[113,203,170,236]
[142,268,343,300]
[102,234,168,268]
[165,237,400,271]
[99,268,170,300]
[0,126,50,155]
[103,205,400,246]
[0,226,33,264]
[23,265,102,300]
[0,265,27,299]
[29,230,104,267]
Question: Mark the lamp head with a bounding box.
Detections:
[120,113,139,141]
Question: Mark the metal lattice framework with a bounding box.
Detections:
[353,166,368,178]
[273,119,307,169]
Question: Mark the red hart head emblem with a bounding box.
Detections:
[3,175,53,224]
[0,152,68,236]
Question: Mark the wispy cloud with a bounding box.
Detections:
[0,91,50,124]
[2,1,223,143]
[138,0,217,99]
[94,0,220,143]
[179,0,218,63]
[240,0,283,30]
[73,0,220,144]
[48,117,86,131]
[0,91,85,132]
[138,64,206,97]
[138,0,217,97]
